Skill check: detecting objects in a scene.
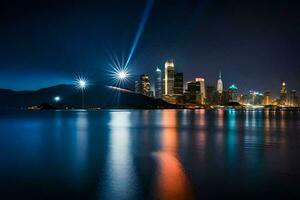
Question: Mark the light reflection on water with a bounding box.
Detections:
[154,110,194,200]
[99,111,139,200]
[0,110,299,199]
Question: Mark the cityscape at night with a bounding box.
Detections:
[131,59,299,109]
[0,0,300,200]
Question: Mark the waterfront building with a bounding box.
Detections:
[280,82,287,105]
[288,90,297,107]
[206,85,218,105]
[174,73,184,95]
[228,84,238,103]
[135,74,151,97]
[135,80,140,93]
[183,81,198,104]
[263,91,272,105]
[249,91,263,105]
[195,77,206,104]
[155,67,162,98]
[164,60,175,95]
[217,71,223,94]
[183,78,206,105]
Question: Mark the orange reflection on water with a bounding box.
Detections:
[162,109,177,127]
[161,110,178,151]
[198,109,206,127]
[153,152,194,200]
[153,110,194,200]
[280,111,286,130]
[264,111,270,129]
[218,109,224,128]
[198,131,206,148]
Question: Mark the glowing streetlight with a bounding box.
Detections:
[54,96,61,102]
[75,78,88,109]
[79,80,86,89]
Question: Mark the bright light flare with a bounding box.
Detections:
[74,77,88,90]
[108,64,130,86]
[54,96,61,102]
[79,80,86,88]
[117,70,128,80]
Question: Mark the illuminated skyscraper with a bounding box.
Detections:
[136,74,151,97]
[228,84,238,103]
[288,90,297,107]
[217,71,223,94]
[263,91,271,105]
[248,91,263,105]
[174,72,184,95]
[195,77,206,104]
[280,82,287,105]
[155,67,162,98]
[164,60,174,95]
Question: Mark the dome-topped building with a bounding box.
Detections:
[228,84,238,102]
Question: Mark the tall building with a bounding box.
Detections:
[248,91,263,105]
[184,81,199,104]
[288,90,297,107]
[135,74,151,97]
[155,67,162,98]
[263,91,271,105]
[206,85,217,105]
[228,84,238,103]
[217,71,223,94]
[174,73,184,95]
[164,60,175,95]
[280,82,287,105]
[195,77,206,104]
[135,80,140,93]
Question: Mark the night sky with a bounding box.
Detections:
[0,0,299,96]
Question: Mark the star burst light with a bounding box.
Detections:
[117,70,128,80]
[74,76,89,109]
[74,77,88,90]
[108,65,130,86]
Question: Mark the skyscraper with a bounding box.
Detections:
[263,91,271,105]
[155,67,162,98]
[228,84,238,103]
[195,77,206,104]
[135,80,140,93]
[174,73,184,95]
[217,71,223,94]
[164,60,174,95]
[136,74,151,97]
[184,81,199,104]
[288,90,297,107]
[280,82,287,105]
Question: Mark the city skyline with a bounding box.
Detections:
[0,0,299,95]
[1,1,300,200]
[130,60,298,107]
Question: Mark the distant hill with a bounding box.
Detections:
[0,84,177,109]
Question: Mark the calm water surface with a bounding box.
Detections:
[0,109,300,199]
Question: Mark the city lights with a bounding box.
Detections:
[54,96,61,102]
[109,65,130,86]
[75,77,88,109]
[77,79,87,89]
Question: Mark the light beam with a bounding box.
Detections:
[124,0,154,68]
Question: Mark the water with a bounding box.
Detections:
[0,109,299,199]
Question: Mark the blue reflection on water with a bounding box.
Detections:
[0,110,299,199]
[99,111,140,200]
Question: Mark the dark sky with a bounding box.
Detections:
[0,0,299,96]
